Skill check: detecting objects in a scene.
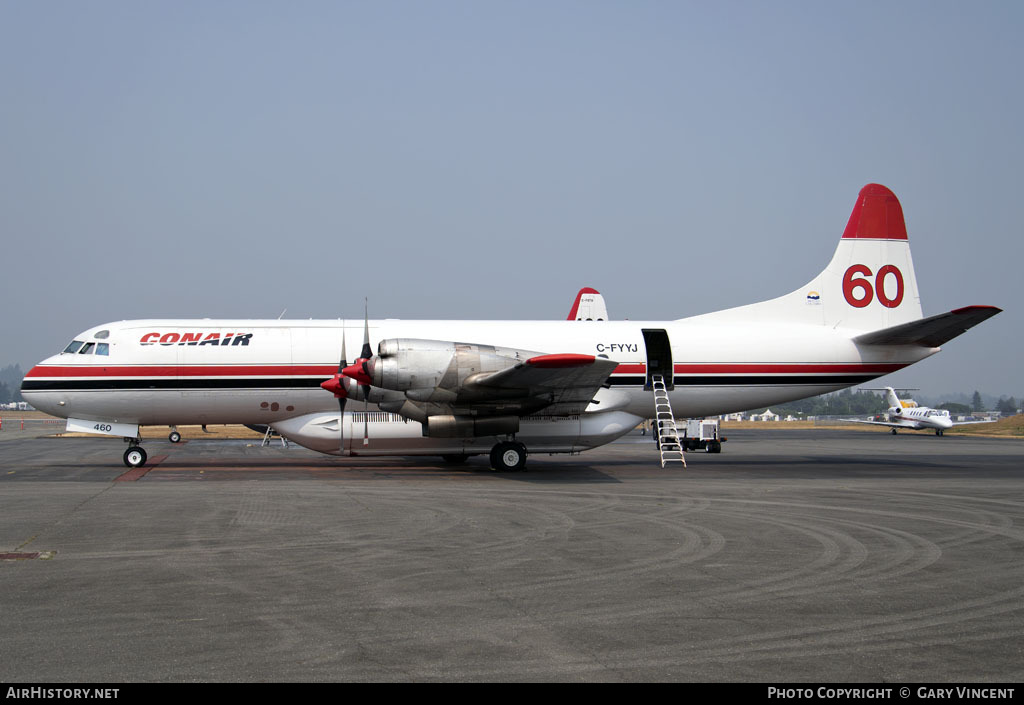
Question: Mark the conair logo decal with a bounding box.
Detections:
[139,332,253,346]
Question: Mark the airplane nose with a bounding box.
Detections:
[20,364,62,416]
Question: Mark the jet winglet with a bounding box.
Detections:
[854,305,1002,347]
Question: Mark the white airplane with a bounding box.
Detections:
[22,184,1001,470]
[846,387,996,436]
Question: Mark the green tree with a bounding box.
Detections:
[996,397,1018,414]
[0,365,23,403]
[972,390,984,412]
[939,402,972,415]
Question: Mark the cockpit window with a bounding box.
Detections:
[63,340,84,354]
[79,342,96,354]
[94,330,110,339]
[96,343,110,355]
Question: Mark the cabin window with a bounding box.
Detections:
[79,342,95,354]
[63,340,84,354]
[96,343,110,355]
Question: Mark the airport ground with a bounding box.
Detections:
[1,426,1023,682]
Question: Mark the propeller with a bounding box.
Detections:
[319,323,350,452]
[337,300,373,446]
[321,302,375,448]
[359,300,370,445]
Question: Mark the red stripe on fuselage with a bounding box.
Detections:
[26,365,338,378]
[26,361,908,380]
[608,362,907,375]
[671,362,907,374]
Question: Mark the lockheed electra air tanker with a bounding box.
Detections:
[22,185,1001,471]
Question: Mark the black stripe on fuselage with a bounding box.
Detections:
[23,374,880,392]
[610,375,878,387]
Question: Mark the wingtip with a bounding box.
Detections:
[951,305,1002,315]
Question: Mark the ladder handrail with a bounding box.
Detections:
[651,374,685,468]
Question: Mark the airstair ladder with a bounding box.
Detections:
[261,426,289,448]
[651,374,685,468]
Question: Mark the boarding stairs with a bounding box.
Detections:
[261,426,289,448]
[651,374,685,468]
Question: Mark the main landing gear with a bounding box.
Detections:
[123,439,148,468]
[489,441,527,472]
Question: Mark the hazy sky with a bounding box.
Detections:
[2,1,1021,397]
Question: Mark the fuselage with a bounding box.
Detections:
[23,316,933,428]
[887,405,954,431]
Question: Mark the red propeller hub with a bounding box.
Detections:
[321,375,349,398]
[342,360,372,386]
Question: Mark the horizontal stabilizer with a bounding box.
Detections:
[854,306,1001,348]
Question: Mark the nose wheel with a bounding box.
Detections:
[123,445,148,468]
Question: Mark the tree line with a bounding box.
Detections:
[749,388,888,417]
[0,364,24,404]
[751,388,1020,418]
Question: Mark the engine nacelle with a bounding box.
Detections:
[366,339,534,394]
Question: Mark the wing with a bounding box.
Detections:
[472,353,618,415]
[844,418,901,428]
[951,419,997,426]
[854,306,1002,347]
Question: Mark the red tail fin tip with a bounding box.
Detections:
[842,183,908,241]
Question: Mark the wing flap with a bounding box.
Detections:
[853,306,1001,347]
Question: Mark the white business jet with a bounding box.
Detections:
[846,387,996,436]
[22,184,1001,470]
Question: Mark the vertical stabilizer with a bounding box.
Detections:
[688,184,923,333]
[568,288,609,321]
[883,387,902,409]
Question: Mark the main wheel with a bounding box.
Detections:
[168,431,182,443]
[489,442,527,471]
[891,428,898,435]
[123,447,148,468]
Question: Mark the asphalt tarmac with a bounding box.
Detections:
[1,429,1022,682]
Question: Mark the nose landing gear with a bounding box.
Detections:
[122,442,148,468]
